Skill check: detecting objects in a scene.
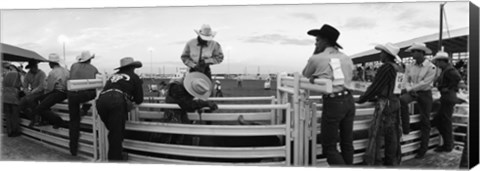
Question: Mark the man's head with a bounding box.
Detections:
[48,53,61,69]
[432,51,450,69]
[26,61,39,73]
[374,43,401,63]
[195,24,216,41]
[405,43,432,64]
[307,24,342,54]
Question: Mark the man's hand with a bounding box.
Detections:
[309,76,319,84]
[206,101,218,112]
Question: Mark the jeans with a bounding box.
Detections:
[33,90,67,127]
[4,103,20,135]
[67,89,96,155]
[96,91,128,161]
[321,93,355,165]
[400,90,433,154]
[433,92,456,150]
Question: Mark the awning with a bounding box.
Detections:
[350,27,469,64]
[1,43,48,62]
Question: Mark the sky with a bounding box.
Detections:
[0,0,471,76]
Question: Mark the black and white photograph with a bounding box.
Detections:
[0,0,478,170]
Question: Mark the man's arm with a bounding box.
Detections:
[204,42,224,65]
[30,71,46,94]
[444,69,462,92]
[180,43,196,68]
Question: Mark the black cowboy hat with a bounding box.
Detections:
[307,24,342,49]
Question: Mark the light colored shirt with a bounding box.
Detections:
[302,47,355,92]
[45,66,70,93]
[402,59,437,92]
[181,38,224,68]
[23,69,46,95]
[69,62,99,80]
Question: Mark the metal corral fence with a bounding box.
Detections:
[275,72,469,166]
[2,74,469,166]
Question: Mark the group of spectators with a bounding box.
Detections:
[302,24,466,167]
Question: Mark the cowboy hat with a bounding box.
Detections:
[405,42,432,54]
[307,24,343,49]
[183,72,212,100]
[432,50,450,61]
[25,60,39,69]
[114,57,143,70]
[76,51,95,63]
[194,24,216,41]
[48,53,62,64]
[374,43,401,62]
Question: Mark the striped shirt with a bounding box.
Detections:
[357,62,398,103]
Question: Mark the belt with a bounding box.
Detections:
[100,89,131,99]
[323,90,350,98]
[69,89,95,93]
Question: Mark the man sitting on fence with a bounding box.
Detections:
[158,71,218,145]
[67,51,99,156]
[302,24,356,166]
[19,60,46,123]
[29,53,68,129]
[96,57,144,161]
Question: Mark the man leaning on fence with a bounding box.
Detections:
[159,71,218,144]
[302,24,356,166]
[399,42,437,159]
[67,51,99,156]
[96,57,144,161]
[431,50,461,153]
[356,43,404,166]
[30,53,68,129]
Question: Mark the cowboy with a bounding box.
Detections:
[431,50,461,153]
[159,72,218,144]
[19,60,47,122]
[3,63,24,137]
[302,24,355,165]
[67,51,100,156]
[96,57,144,161]
[30,53,68,129]
[400,42,437,159]
[181,24,224,79]
[357,43,404,166]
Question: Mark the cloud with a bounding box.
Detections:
[394,8,420,21]
[342,17,376,29]
[243,34,313,45]
[289,12,317,22]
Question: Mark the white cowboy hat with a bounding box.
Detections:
[405,42,432,54]
[76,51,95,62]
[183,72,212,100]
[432,50,450,61]
[114,57,142,70]
[48,53,62,64]
[374,43,401,62]
[194,24,216,41]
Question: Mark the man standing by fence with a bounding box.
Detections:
[67,51,99,156]
[400,42,437,159]
[431,50,461,153]
[96,57,144,161]
[302,24,355,166]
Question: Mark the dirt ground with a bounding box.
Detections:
[1,133,465,169]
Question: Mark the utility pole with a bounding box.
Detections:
[438,3,445,52]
